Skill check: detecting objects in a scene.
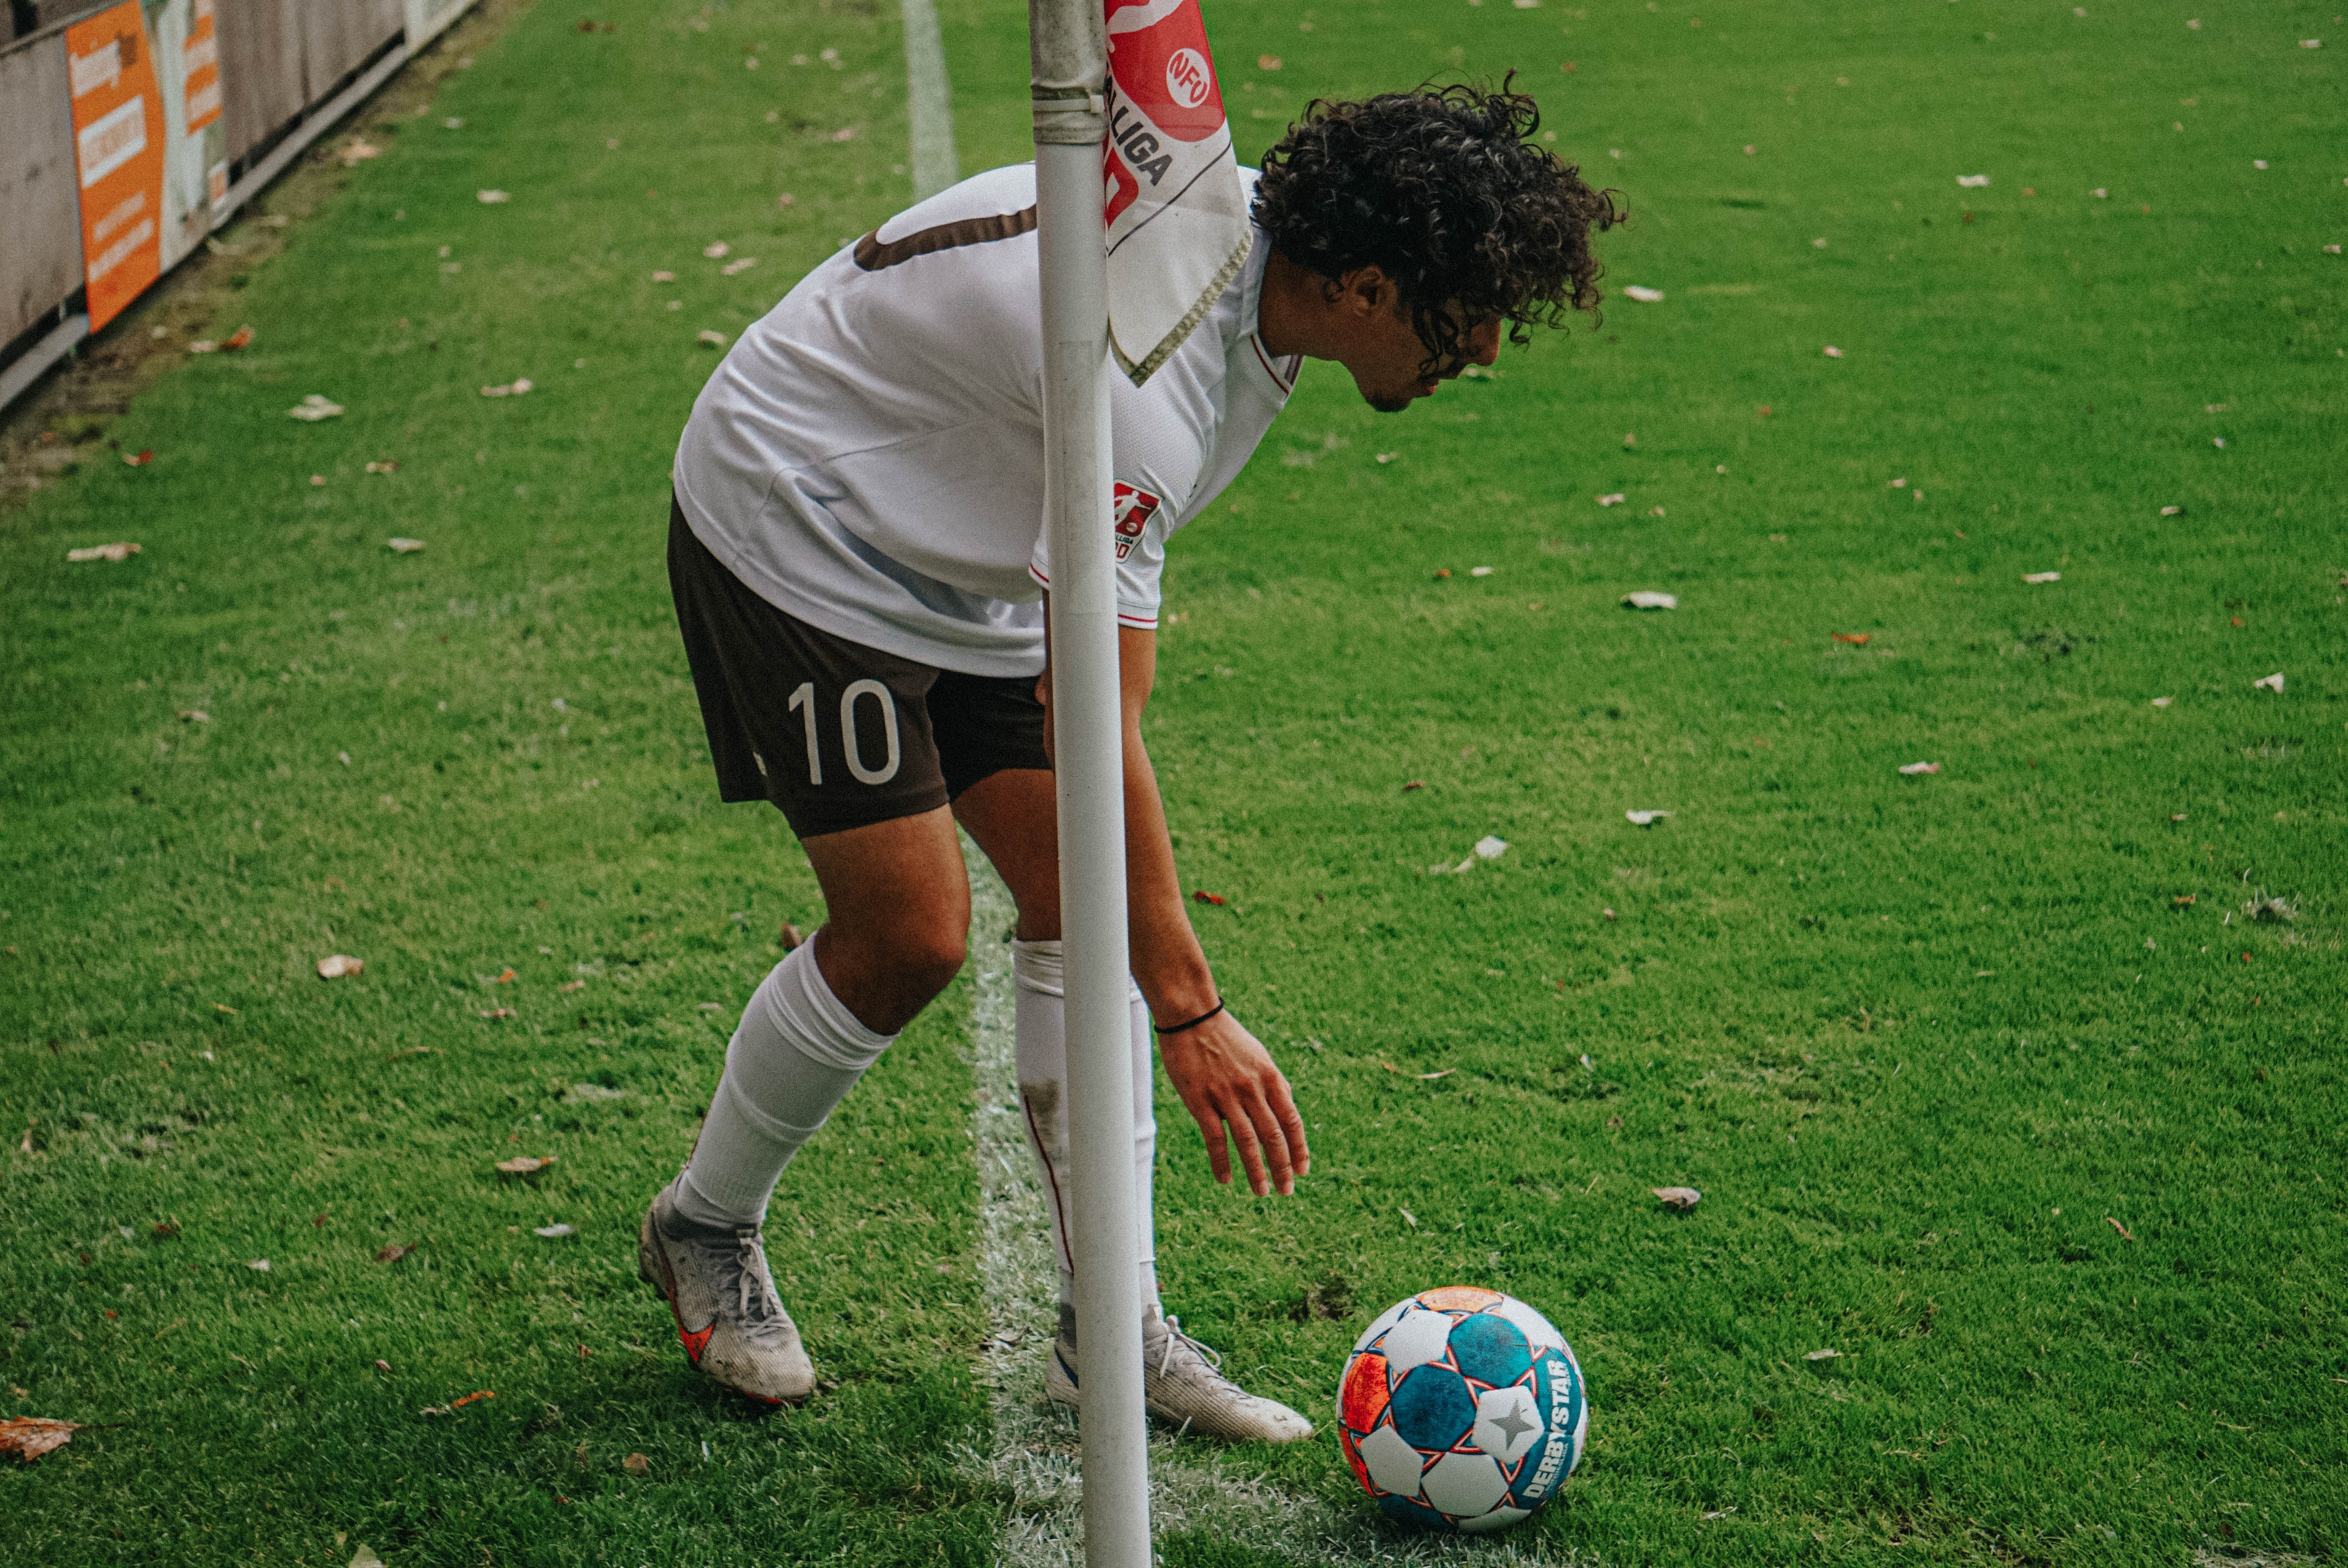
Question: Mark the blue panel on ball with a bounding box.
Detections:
[1448,1311,1533,1390]
[1388,1364,1476,1453]
[1377,1493,1451,1531]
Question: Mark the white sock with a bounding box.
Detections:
[676,940,894,1229]
[1011,937,1161,1315]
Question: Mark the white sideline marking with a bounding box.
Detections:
[899,0,960,200]
[961,847,1554,1564]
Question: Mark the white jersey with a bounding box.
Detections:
[673,163,1298,678]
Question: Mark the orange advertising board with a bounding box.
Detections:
[183,0,222,140]
[66,2,164,332]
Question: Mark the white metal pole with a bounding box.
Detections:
[1030,3,1151,1565]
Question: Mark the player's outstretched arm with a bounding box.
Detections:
[1038,616,1310,1197]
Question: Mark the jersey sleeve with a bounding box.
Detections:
[1026,477,1176,630]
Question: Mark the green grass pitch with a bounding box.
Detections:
[2,0,2342,1562]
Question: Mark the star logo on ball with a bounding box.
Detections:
[1488,1402,1537,1448]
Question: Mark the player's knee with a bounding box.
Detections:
[894,926,968,999]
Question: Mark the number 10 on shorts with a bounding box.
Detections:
[787,680,903,786]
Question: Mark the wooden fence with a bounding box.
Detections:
[1,0,469,411]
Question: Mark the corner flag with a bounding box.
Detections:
[1102,0,1253,385]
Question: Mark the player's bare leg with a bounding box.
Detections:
[641,807,968,1405]
[956,768,1312,1443]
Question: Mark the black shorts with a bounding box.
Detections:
[667,497,1049,839]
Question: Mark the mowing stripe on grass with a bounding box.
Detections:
[961,841,1564,1565]
[900,0,960,201]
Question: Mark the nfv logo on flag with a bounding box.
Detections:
[1102,0,1254,386]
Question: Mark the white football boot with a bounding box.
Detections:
[636,1182,816,1406]
[1045,1302,1314,1443]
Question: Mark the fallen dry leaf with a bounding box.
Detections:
[1822,344,1844,358]
[652,269,676,282]
[1831,632,1870,645]
[1401,780,1427,792]
[703,241,730,259]
[2105,1216,2136,1242]
[496,1155,556,1175]
[452,1390,494,1409]
[696,329,728,347]
[1596,492,1625,506]
[496,967,517,983]
[0,1417,84,1464]
[2171,894,2197,907]
[1470,565,1494,577]
[2253,672,2284,693]
[1399,1208,1417,1228]
[1603,907,1617,920]
[1652,1186,1702,1210]
[1898,761,1940,775]
[1956,173,1990,188]
[477,189,511,204]
[1621,285,1665,302]
[1257,52,1281,69]
[349,1543,385,1568]
[778,921,803,950]
[1191,890,1227,905]
[559,978,585,993]
[222,325,254,350]
[317,954,363,979]
[534,1224,577,1239]
[1804,1348,1843,1361]
[178,709,209,724]
[248,1258,271,1271]
[67,542,142,563]
[1379,1061,1455,1081]
[478,1007,516,1020]
[365,460,399,474]
[2022,571,2062,584]
[480,379,533,397]
[1622,590,1677,610]
[339,138,379,166]
[1625,809,1671,826]
[288,394,344,421]
[719,256,759,276]
[624,1452,651,1475]
[387,538,426,553]
[375,1242,414,1264]
[123,448,154,466]
[2159,504,2182,516]
[2151,696,2174,707]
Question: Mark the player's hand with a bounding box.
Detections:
[1156,1009,1310,1197]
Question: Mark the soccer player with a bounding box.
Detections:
[639,81,1617,1440]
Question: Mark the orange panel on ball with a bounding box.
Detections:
[1418,1285,1505,1312]
[1340,1350,1391,1431]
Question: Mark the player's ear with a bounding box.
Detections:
[1339,266,1389,318]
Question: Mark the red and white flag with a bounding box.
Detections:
[1102,0,1253,385]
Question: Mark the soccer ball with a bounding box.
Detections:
[1336,1286,1588,1533]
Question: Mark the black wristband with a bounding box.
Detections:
[1153,999,1226,1036]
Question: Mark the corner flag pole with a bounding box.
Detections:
[1030,2,1152,1565]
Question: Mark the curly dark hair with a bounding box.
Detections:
[1252,77,1622,374]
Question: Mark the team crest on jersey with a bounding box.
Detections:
[1113,483,1161,561]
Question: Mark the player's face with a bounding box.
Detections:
[1350,298,1503,414]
